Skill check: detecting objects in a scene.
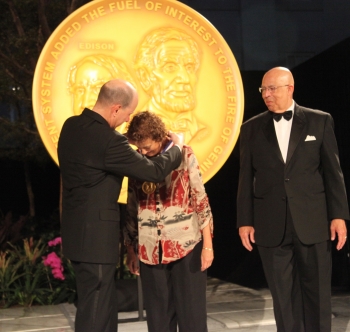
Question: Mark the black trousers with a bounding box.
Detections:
[71,261,118,332]
[258,205,332,332]
[140,242,208,332]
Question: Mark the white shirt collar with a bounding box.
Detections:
[288,100,295,113]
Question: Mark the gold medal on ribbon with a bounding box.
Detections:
[142,182,156,195]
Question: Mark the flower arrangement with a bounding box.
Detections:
[0,213,134,308]
[43,237,65,280]
[0,235,76,308]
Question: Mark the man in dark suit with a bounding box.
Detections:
[58,79,183,332]
[237,67,349,332]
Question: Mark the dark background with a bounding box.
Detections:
[1,0,350,288]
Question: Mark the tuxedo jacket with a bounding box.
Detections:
[237,103,349,247]
[58,109,182,264]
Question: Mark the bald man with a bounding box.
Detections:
[58,79,183,332]
[237,67,349,332]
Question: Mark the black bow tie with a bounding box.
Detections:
[271,110,293,122]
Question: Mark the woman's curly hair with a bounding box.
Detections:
[126,111,167,143]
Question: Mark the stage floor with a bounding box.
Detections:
[1,278,349,331]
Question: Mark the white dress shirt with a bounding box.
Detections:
[273,101,295,163]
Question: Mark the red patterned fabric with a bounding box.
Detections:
[124,145,213,264]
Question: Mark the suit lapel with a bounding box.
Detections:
[262,112,284,164]
[285,105,307,166]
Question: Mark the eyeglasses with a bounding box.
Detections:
[259,85,290,94]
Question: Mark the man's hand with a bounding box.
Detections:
[239,226,255,251]
[330,218,347,250]
[168,131,183,150]
[126,246,140,275]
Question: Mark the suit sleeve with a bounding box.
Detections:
[320,114,349,220]
[236,124,255,228]
[104,133,182,182]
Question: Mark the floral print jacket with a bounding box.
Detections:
[124,144,213,265]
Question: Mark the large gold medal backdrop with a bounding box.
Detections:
[32,0,244,203]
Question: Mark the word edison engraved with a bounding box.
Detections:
[32,0,244,203]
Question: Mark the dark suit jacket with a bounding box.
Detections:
[58,109,182,264]
[237,103,349,247]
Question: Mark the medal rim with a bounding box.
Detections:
[142,182,157,194]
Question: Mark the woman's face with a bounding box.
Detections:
[135,138,163,157]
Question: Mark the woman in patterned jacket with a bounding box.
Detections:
[124,111,214,332]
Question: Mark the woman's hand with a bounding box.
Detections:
[126,246,140,275]
[201,247,214,271]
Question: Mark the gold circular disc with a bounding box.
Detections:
[142,182,157,194]
[32,0,244,204]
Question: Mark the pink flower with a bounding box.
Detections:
[43,237,65,280]
[43,252,65,280]
[52,268,65,280]
[43,252,61,267]
[48,237,62,247]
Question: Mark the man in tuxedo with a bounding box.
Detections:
[58,79,183,332]
[237,67,349,332]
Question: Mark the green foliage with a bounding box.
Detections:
[0,210,135,308]
[0,0,92,161]
[0,115,49,163]
[0,236,77,308]
[0,1,93,218]
[49,260,77,305]
[0,250,26,307]
[0,211,77,308]
[0,234,135,308]
[0,0,92,102]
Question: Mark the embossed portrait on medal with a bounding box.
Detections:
[67,54,136,132]
[68,54,136,115]
[134,27,207,144]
